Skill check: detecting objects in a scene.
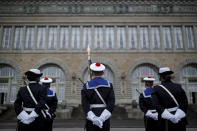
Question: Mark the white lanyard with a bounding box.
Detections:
[94,88,107,106]
[159,85,179,107]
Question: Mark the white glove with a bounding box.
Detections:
[87,111,103,128]
[17,111,34,125]
[151,112,158,120]
[98,109,112,123]
[145,110,158,120]
[17,111,29,121]
[29,111,38,118]
[161,109,177,124]
[93,117,103,128]
[145,110,152,117]
[87,111,96,121]
[173,109,186,123]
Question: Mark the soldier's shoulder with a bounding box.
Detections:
[172,82,181,87]
[153,85,161,90]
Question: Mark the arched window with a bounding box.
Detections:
[130,64,159,101]
[0,64,17,103]
[83,65,114,84]
[40,64,66,102]
[180,63,197,104]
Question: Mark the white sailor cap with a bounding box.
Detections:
[159,67,174,75]
[143,76,155,81]
[40,77,52,83]
[90,62,105,72]
[25,69,43,77]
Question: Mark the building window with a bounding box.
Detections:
[163,26,172,49]
[1,26,12,49]
[40,64,66,102]
[106,26,115,49]
[174,26,184,49]
[60,26,69,49]
[37,27,46,49]
[13,26,23,49]
[185,26,195,49]
[83,27,92,49]
[71,26,80,49]
[151,27,161,49]
[117,27,126,49]
[94,26,104,49]
[48,26,57,49]
[180,63,197,104]
[25,27,34,49]
[140,26,149,49]
[0,64,17,103]
[128,26,137,49]
[131,64,159,101]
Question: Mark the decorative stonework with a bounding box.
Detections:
[125,58,163,99]
[0,58,22,90]
[175,58,197,81]
[33,57,71,81]
[0,0,196,16]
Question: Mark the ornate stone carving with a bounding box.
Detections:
[0,0,196,15]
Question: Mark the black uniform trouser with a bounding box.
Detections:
[144,117,160,131]
[86,119,110,131]
[17,117,45,131]
[44,119,53,131]
[160,119,186,131]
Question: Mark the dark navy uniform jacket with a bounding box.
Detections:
[151,80,188,129]
[139,88,156,113]
[81,77,115,116]
[152,80,188,114]
[45,88,58,115]
[14,82,47,116]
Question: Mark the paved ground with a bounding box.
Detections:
[0,128,197,131]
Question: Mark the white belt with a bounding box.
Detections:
[23,107,35,112]
[90,104,106,109]
[167,107,178,112]
[149,109,157,113]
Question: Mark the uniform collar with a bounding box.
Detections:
[86,77,110,89]
[143,88,152,98]
[47,88,55,97]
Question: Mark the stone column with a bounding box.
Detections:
[114,25,118,49]
[34,25,38,50]
[0,25,2,49]
[45,25,49,50]
[125,25,129,49]
[21,26,26,50]
[182,25,187,51]
[91,25,94,49]
[6,78,12,104]
[56,25,60,50]
[137,25,140,51]
[148,25,152,52]
[171,26,175,52]
[194,25,197,48]
[160,25,164,51]
[68,26,72,49]
[103,25,107,49]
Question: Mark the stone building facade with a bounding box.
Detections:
[0,0,197,116]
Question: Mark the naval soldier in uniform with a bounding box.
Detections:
[139,76,159,131]
[41,77,58,131]
[81,62,115,131]
[152,67,188,131]
[14,69,47,131]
